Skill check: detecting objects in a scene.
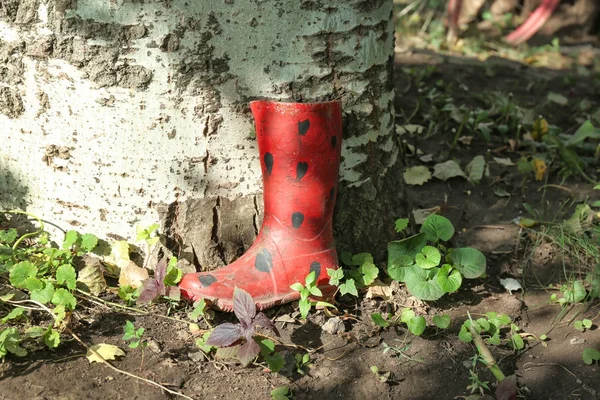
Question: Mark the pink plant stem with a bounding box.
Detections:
[504,0,560,45]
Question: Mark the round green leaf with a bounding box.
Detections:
[52,288,77,310]
[436,264,462,293]
[30,281,55,304]
[387,255,414,282]
[415,246,441,269]
[404,265,445,301]
[511,334,525,350]
[450,247,486,279]
[400,308,416,324]
[56,264,77,290]
[394,218,409,233]
[582,348,600,365]
[9,261,38,289]
[432,314,451,329]
[421,214,455,242]
[407,316,426,336]
[458,326,472,343]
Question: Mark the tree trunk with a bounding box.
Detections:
[0,0,406,271]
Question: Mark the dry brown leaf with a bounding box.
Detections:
[118,261,149,289]
[365,280,394,300]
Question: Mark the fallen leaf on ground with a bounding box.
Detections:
[433,160,466,181]
[493,187,511,197]
[532,158,547,181]
[466,155,485,184]
[403,166,432,186]
[396,124,424,135]
[77,256,107,295]
[458,136,473,145]
[365,280,393,300]
[500,278,522,294]
[86,344,125,363]
[493,157,514,166]
[547,92,568,106]
[412,207,440,225]
[118,261,149,289]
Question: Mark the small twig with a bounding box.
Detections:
[536,184,572,193]
[327,342,356,361]
[6,299,195,400]
[75,289,188,325]
[254,333,310,352]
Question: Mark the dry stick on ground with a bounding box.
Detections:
[5,298,195,400]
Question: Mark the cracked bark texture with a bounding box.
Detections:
[0,0,407,270]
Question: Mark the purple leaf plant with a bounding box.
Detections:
[205,287,279,366]
[137,258,180,304]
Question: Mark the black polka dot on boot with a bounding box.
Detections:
[255,249,273,272]
[309,261,321,279]
[296,162,308,180]
[292,212,304,228]
[298,119,310,136]
[199,275,217,287]
[264,153,274,175]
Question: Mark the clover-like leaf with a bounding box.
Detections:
[394,218,409,233]
[9,261,38,289]
[371,313,390,328]
[51,288,77,310]
[407,316,426,336]
[400,308,415,324]
[421,214,454,242]
[450,247,486,279]
[56,264,77,290]
[30,281,55,304]
[43,328,61,349]
[432,314,451,329]
[205,323,243,347]
[582,348,600,365]
[436,264,462,293]
[404,265,445,301]
[359,261,379,286]
[415,246,441,269]
[80,233,98,252]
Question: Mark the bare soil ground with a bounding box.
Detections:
[1,41,600,400]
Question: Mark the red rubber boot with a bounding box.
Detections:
[179,100,342,311]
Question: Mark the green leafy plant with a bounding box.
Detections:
[290,271,335,319]
[122,320,147,349]
[458,312,525,350]
[0,327,26,358]
[387,214,486,300]
[573,319,592,332]
[466,354,490,396]
[270,386,292,400]
[582,348,600,365]
[258,338,285,373]
[294,352,311,375]
[326,252,379,298]
[371,308,437,337]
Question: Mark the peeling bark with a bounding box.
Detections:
[1,0,406,265]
